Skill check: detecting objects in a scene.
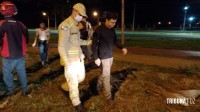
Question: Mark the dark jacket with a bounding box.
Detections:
[0,17,29,59]
[92,24,123,60]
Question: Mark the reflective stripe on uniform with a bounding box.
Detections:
[68,50,79,54]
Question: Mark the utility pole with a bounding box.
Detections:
[55,14,57,29]
[132,3,136,31]
[121,0,125,45]
[183,5,189,30]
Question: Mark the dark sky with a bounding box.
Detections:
[2,0,200,28]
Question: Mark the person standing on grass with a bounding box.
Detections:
[82,17,93,62]
[0,1,29,96]
[92,12,128,107]
[58,3,91,112]
[32,23,50,67]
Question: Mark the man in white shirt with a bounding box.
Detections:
[32,23,50,66]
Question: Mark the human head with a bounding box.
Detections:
[0,1,17,17]
[78,21,86,30]
[82,17,87,22]
[105,12,118,29]
[72,3,87,22]
[39,23,45,29]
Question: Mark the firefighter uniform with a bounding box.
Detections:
[58,15,88,106]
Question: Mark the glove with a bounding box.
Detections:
[80,54,85,62]
[95,58,101,66]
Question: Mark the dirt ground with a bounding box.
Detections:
[0,42,200,112]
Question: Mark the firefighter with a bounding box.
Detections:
[58,3,90,112]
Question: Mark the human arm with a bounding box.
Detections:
[92,27,101,66]
[58,25,70,66]
[80,39,92,46]
[113,30,128,55]
[46,29,50,44]
[32,29,39,47]
[0,23,4,45]
[24,28,29,45]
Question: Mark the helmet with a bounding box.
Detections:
[0,1,17,17]
[73,3,87,18]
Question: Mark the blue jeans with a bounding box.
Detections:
[38,40,48,62]
[2,57,27,92]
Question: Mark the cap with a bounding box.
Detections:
[73,3,87,18]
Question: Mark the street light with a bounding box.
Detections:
[188,16,195,29]
[93,11,99,25]
[42,12,50,29]
[183,5,189,30]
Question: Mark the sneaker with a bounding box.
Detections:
[43,63,49,68]
[4,91,14,96]
[75,104,87,112]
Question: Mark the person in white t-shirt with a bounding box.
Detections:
[32,23,50,66]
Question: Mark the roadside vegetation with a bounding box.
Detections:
[29,30,200,51]
[124,37,200,51]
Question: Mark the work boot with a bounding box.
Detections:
[61,82,69,91]
[75,104,87,112]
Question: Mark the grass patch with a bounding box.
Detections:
[123,37,200,51]
[178,65,200,76]
[28,30,200,51]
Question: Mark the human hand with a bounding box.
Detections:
[80,54,85,62]
[32,42,36,47]
[87,40,92,46]
[95,58,101,66]
[122,48,128,55]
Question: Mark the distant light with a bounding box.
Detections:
[42,12,47,16]
[93,11,98,17]
[197,23,199,25]
[188,16,195,21]
[184,6,189,10]
[158,22,161,25]
[168,22,171,25]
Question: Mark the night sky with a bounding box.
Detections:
[1,0,200,28]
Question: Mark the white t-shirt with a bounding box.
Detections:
[86,21,92,32]
[36,28,50,41]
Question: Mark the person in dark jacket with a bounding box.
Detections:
[0,1,29,96]
[92,12,127,106]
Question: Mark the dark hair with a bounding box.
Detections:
[80,21,86,28]
[106,12,118,20]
